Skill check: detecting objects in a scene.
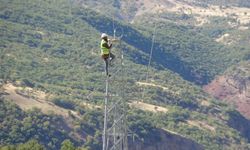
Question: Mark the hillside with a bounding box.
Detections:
[78,0,250,85]
[204,61,250,119]
[2,83,81,117]
[1,0,250,150]
[1,83,207,150]
[78,0,250,21]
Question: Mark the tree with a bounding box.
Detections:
[17,140,44,150]
[0,145,16,150]
[60,140,75,150]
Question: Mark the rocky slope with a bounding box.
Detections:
[79,0,250,25]
[204,61,250,119]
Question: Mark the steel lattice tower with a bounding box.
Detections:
[102,40,128,150]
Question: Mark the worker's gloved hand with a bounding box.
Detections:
[108,39,112,46]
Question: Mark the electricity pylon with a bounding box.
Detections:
[102,40,128,150]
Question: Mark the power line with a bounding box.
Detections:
[141,24,157,101]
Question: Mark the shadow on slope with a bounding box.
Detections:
[227,110,250,142]
[129,128,204,150]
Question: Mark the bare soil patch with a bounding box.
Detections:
[129,101,168,113]
[204,76,250,119]
[3,83,79,118]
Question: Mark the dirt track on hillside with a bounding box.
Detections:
[3,83,78,117]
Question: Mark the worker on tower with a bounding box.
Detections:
[100,33,115,77]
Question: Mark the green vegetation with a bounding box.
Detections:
[0,140,44,150]
[76,0,250,85]
[132,17,249,85]
[0,99,104,150]
[0,99,72,149]
[60,140,76,150]
[1,0,250,150]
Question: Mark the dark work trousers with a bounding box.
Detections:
[102,53,115,76]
